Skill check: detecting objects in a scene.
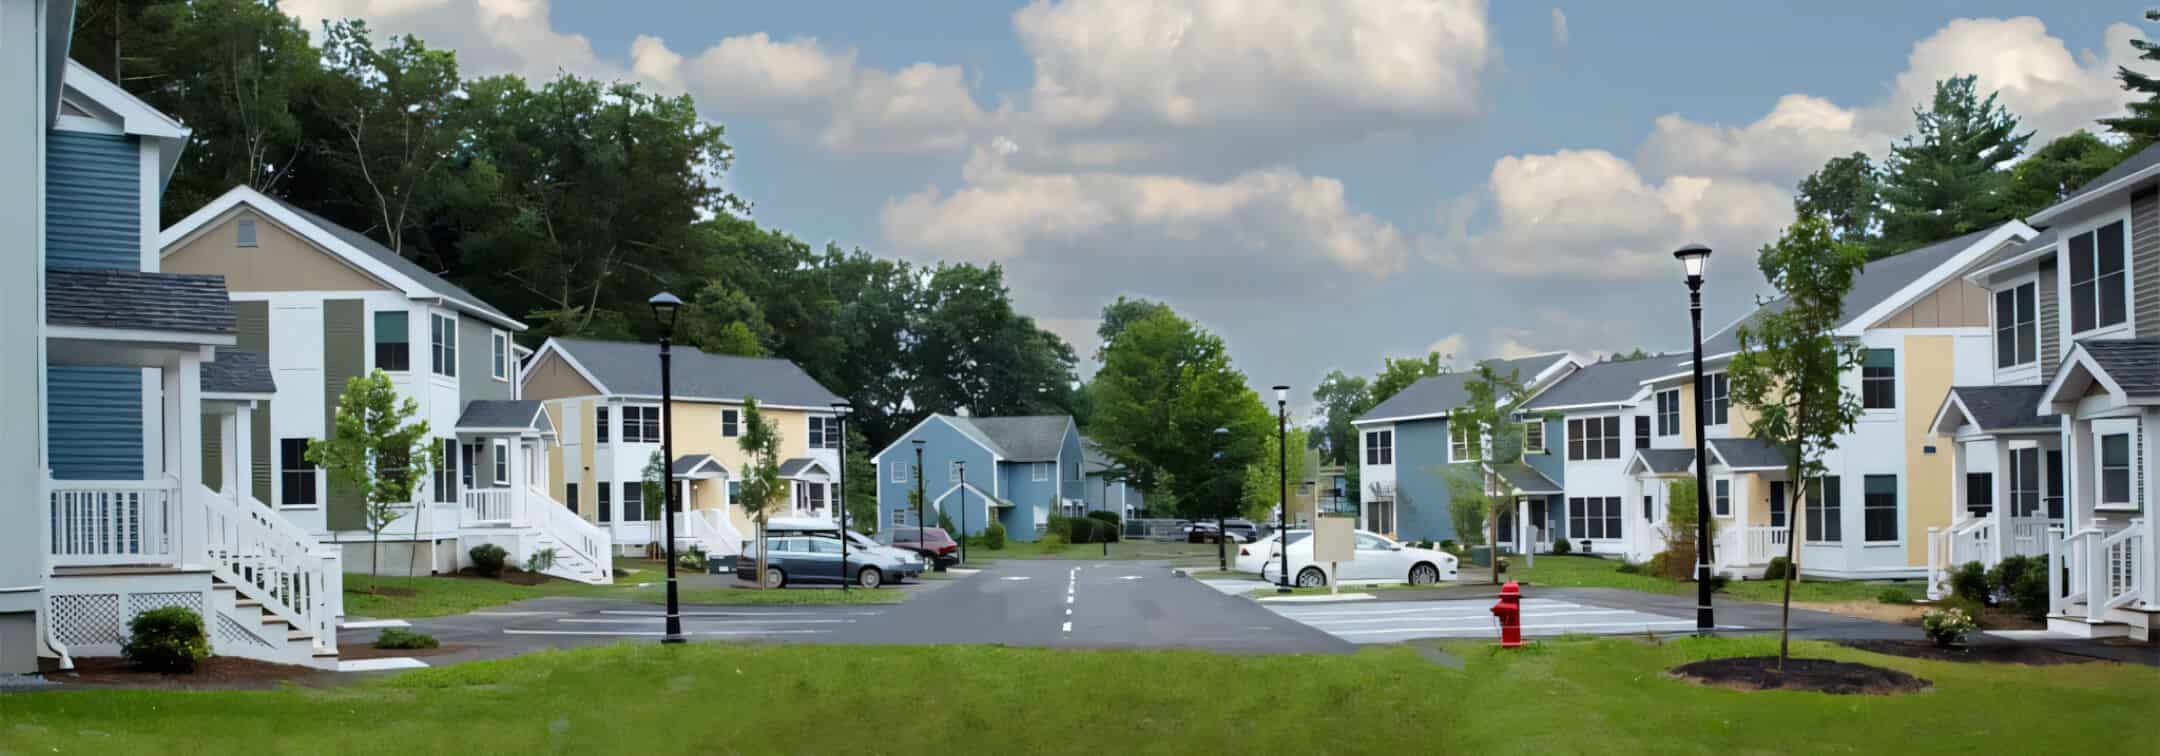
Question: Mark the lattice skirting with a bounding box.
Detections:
[215,613,274,651]
[49,588,214,651]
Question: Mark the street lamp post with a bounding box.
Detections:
[1273,386,1292,594]
[832,400,850,592]
[956,461,968,567]
[648,292,686,645]
[1212,426,1230,571]
[913,440,929,571]
[1673,243,1715,634]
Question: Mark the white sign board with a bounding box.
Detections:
[1312,515,1355,564]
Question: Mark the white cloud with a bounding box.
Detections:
[1424,334,1470,361]
[1487,309,1639,361]
[283,0,629,83]
[1551,8,1569,46]
[1425,149,1793,279]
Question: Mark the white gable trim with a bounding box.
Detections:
[1836,221,2037,337]
[933,481,1000,509]
[521,338,615,397]
[1929,391,1979,438]
[871,414,1006,464]
[2031,164,2160,226]
[159,186,526,331]
[62,60,187,188]
[2040,345,2143,412]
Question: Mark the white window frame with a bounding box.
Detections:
[1449,423,1481,462]
[949,460,963,483]
[490,329,510,381]
[2063,211,2134,340]
[492,439,509,485]
[1365,429,1394,466]
[1656,388,1681,436]
[1521,421,1545,455]
[236,218,258,247]
[722,408,740,437]
[1033,462,1050,482]
[1991,277,2039,370]
[1702,372,1730,426]
[1713,478,1732,518]
[431,313,458,377]
[1862,474,1900,544]
[2094,419,2140,512]
[890,461,907,483]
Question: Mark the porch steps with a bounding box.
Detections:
[532,534,610,584]
[2046,602,2157,641]
[209,580,337,670]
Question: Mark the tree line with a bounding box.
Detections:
[72,0,1083,524]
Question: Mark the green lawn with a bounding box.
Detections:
[342,560,901,619]
[6,636,2152,753]
[1496,554,1913,605]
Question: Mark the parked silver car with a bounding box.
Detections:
[737,533,914,589]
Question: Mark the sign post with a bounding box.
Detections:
[1313,515,1355,596]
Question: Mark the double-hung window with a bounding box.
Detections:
[1033,462,1050,482]
[2068,219,2129,335]
[1567,497,1623,539]
[891,461,909,483]
[430,314,457,376]
[625,406,662,443]
[1713,479,1731,517]
[374,311,410,371]
[807,417,839,450]
[435,439,458,503]
[1863,475,1899,542]
[1861,349,1895,410]
[2099,429,2136,510]
[597,483,613,523]
[1655,389,1681,436]
[1807,476,1842,543]
[1567,416,1620,461]
[460,443,477,489]
[1633,415,1650,451]
[1450,424,1480,461]
[236,218,258,247]
[722,409,740,437]
[2011,447,2041,517]
[1701,373,1729,425]
[1965,473,1992,516]
[620,482,644,522]
[1365,430,1393,465]
[279,439,317,506]
[1993,282,2037,368]
[492,440,509,485]
[808,418,826,449]
[491,330,510,381]
[596,407,611,444]
[1522,422,1545,454]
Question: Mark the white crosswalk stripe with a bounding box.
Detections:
[1264,598,1738,643]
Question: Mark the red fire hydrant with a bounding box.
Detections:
[1491,580,1523,648]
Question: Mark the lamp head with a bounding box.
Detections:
[1273,385,1289,403]
[647,292,684,333]
[1672,244,1712,281]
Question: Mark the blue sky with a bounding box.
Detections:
[285,1,2142,413]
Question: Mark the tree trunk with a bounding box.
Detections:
[1778,390,1808,669]
[755,517,769,590]
[370,524,382,594]
[408,499,425,583]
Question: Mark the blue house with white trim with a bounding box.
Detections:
[874,415,1085,541]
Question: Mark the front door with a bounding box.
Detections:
[1769,482,1787,528]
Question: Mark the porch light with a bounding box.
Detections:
[648,291,683,334]
[1673,244,1711,282]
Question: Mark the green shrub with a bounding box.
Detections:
[122,606,209,673]
[1922,606,1978,648]
[1762,556,1791,581]
[674,545,705,572]
[1085,510,1121,526]
[527,547,559,575]
[1615,560,1643,575]
[373,628,440,650]
[985,521,1007,550]
[1045,515,1072,542]
[469,543,509,577]
[2011,565,2050,621]
[1950,561,1991,605]
[1039,532,1068,550]
[1439,539,1458,553]
[1552,539,1573,555]
[1876,587,1914,604]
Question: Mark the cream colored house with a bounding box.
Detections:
[521,337,845,557]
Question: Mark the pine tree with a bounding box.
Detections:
[2100,10,2160,151]
[1877,76,2033,253]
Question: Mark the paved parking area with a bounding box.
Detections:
[1264,596,1739,644]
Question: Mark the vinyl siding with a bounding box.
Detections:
[1392,417,1458,542]
[1523,416,1565,486]
[2039,261,2060,378]
[876,419,1001,538]
[46,131,141,271]
[2135,188,2160,338]
[46,366,143,480]
[323,299,366,530]
[458,315,512,401]
[235,301,274,504]
[202,416,222,492]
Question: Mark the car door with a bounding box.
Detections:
[1345,531,1399,582]
[802,535,846,584]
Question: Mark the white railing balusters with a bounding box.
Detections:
[1743,525,1788,565]
[197,485,337,653]
[462,488,515,524]
[47,479,180,567]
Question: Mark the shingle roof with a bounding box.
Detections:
[1524,353,1683,410]
[549,337,843,408]
[202,349,275,395]
[778,457,830,478]
[671,454,729,478]
[1081,437,1117,474]
[267,197,519,327]
[951,416,1073,462]
[1357,353,1573,422]
[2081,340,2160,398]
[1488,462,1561,495]
[456,400,549,432]
[1697,226,2007,357]
[2058,143,2160,208]
[1631,449,1695,475]
[1944,385,2060,432]
[1707,437,1789,470]
[46,269,234,335]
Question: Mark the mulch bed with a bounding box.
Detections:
[1671,656,1931,695]
[49,656,338,691]
[1839,639,2095,666]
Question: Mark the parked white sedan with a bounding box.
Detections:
[1233,531,1309,575]
[1258,529,1459,588]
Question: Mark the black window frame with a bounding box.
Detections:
[1993,282,2037,368]
[1702,373,1729,426]
[1633,415,1650,451]
[1863,474,1898,543]
[596,406,610,444]
[435,438,458,504]
[1567,416,1621,461]
[1965,472,1992,516]
[373,311,411,372]
[1807,476,1842,543]
[598,483,612,523]
[2068,220,2129,335]
[1655,389,1681,436]
[620,481,644,522]
[1861,349,1895,410]
[279,438,317,506]
[1366,430,1393,465]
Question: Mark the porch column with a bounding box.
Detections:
[2065,418,2092,532]
[1949,440,1968,527]
[504,435,525,527]
[1516,497,1531,557]
[233,403,254,503]
[215,407,238,499]
[2146,409,2160,607]
[162,354,205,566]
[1993,442,2013,565]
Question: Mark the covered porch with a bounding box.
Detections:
[2037,342,2158,639]
[1703,437,1795,578]
[1926,385,2065,598]
[1623,449,1697,563]
[780,457,835,519]
[1486,462,1560,557]
[671,454,742,557]
[454,401,611,583]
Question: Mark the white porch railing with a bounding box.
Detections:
[462,488,515,525]
[2100,520,2145,611]
[49,478,180,567]
[1927,518,1992,599]
[675,509,743,557]
[1743,525,1788,565]
[198,485,337,651]
[2048,522,2151,621]
[532,485,611,582]
[2006,517,2057,559]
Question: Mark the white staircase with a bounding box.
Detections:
[675,508,743,558]
[2047,521,2155,641]
[1925,517,1994,600]
[460,486,613,584]
[197,484,341,669]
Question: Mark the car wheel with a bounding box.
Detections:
[1296,566,1327,588]
[858,567,884,589]
[763,567,786,589]
[1409,563,1440,585]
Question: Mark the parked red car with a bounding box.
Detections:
[885,526,961,568]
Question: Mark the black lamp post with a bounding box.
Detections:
[956,460,968,566]
[1212,426,1230,571]
[648,291,686,645]
[1273,386,1292,593]
[1673,243,1715,634]
[832,400,849,592]
[913,440,929,570]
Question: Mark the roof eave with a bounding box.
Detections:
[2031,165,2160,226]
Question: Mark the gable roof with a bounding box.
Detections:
[953,416,1074,462]
[1706,437,1788,471]
[1694,223,2030,357]
[1933,385,2060,436]
[670,454,729,479]
[1356,352,1575,424]
[456,400,553,434]
[539,337,843,409]
[62,61,187,188]
[46,269,235,338]
[1081,437,1119,474]
[1523,353,1682,410]
[1627,449,1695,476]
[779,457,831,478]
[159,186,524,330]
[1486,462,1561,496]
[202,350,275,397]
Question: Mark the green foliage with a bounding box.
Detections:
[1370,352,1450,407]
[308,369,433,579]
[2101,10,2160,150]
[1876,587,1915,605]
[1922,606,1979,648]
[525,547,558,575]
[1951,561,1992,605]
[641,450,669,523]
[1311,370,1372,467]
[1614,560,1643,575]
[984,521,1007,550]
[675,545,706,573]
[736,397,786,588]
[1243,426,1309,520]
[1659,479,1714,581]
[1038,532,1069,550]
[1991,555,2049,619]
[1093,297,1175,361]
[1085,510,1121,526]
[1444,468,1490,547]
[1795,152,1881,246]
[2002,131,2131,220]
[1645,552,1671,579]
[1762,556,1791,582]
[936,509,957,536]
[1551,539,1572,555]
[373,628,440,650]
[910,262,1079,418]
[122,606,209,673]
[1088,307,1270,522]
[468,543,508,577]
[1877,75,2033,250]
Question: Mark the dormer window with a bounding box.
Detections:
[2068,219,2128,335]
[237,219,257,247]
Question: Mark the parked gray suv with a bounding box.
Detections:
[736,533,912,589]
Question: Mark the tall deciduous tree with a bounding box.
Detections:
[1242,427,1310,521]
[1370,352,1449,406]
[1794,152,1881,246]
[306,370,433,584]
[1878,76,2032,251]
[1089,309,1269,519]
[1441,362,1537,584]
[314,21,461,262]
[735,397,786,589]
[2003,131,2131,219]
[2101,10,2160,151]
[1312,370,1373,467]
[911,262,1078,417]
[1728,214,1868,667]
[1094,296,1174,361]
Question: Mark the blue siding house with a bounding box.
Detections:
[1349,353,1578,544]
[875,415,1084,541]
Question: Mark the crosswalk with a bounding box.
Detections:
[1264,597,1719,644]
